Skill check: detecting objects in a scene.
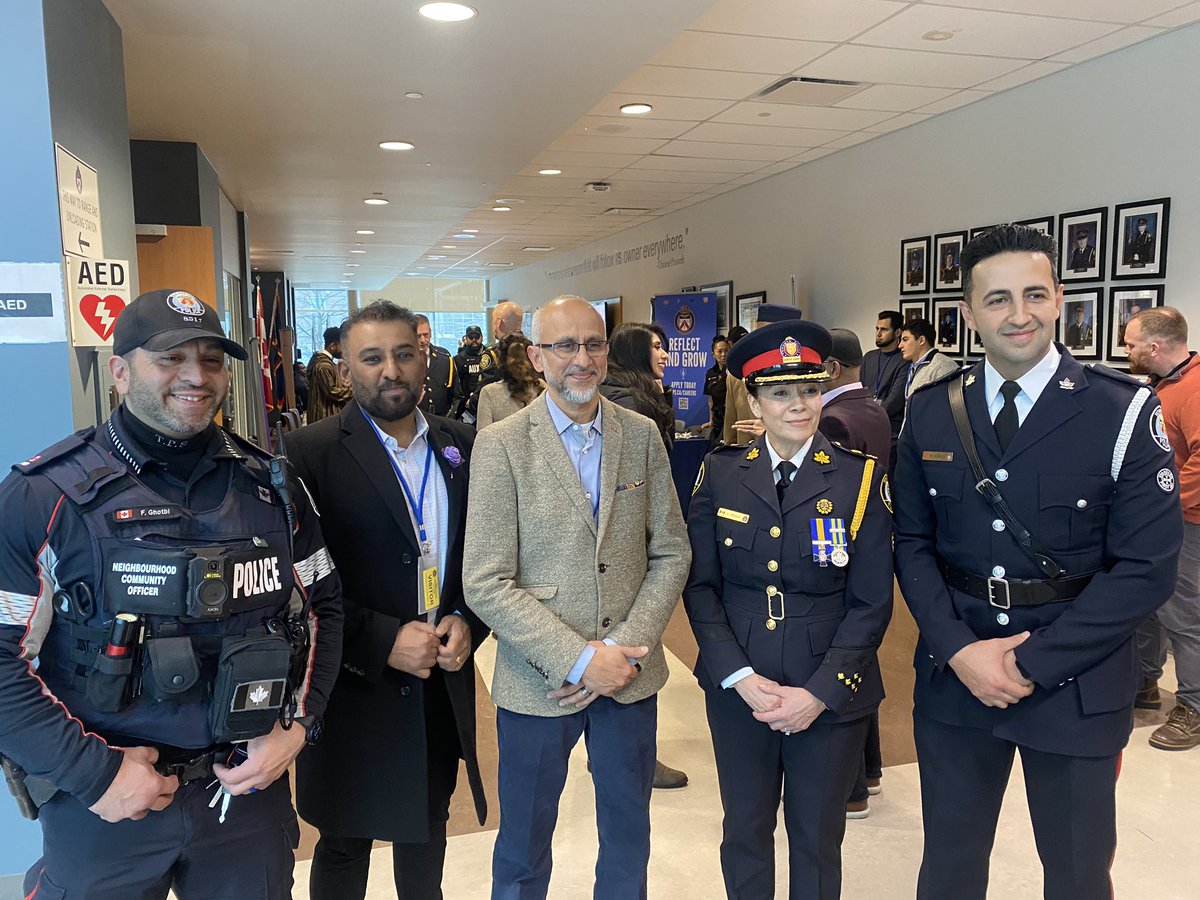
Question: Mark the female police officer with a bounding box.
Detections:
[683,320,894,899]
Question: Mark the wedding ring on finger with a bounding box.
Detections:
[579,687,590,697]
[783,729,792,736]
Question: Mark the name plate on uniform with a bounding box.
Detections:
[922,451,955,462]
[717,507,750,523]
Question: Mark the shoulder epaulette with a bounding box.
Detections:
[12,429,94,474]
[1086,363,1146,390]
[712,442,749,454]
[829,442,877,461]
[222,428,274,461]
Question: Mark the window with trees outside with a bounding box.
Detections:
[294,290,351,362]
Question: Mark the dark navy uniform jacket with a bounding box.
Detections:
[419,345,456,417]
[894,348,1182,756]
[684,432,894,721]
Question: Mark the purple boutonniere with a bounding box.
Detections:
[442,446,463,468]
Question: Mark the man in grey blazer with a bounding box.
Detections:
[464,296,691,900]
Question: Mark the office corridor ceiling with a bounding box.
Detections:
[105,0,1200,288]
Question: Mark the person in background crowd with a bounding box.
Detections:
[414,313,457,418]
[899,318,959,402]
[288,301,487,899]
[705,334,731,447]
[293,354,310,415]
[463,296,691,899]
[603,323,676,451]
[645,321,676,414]
[453,325,486,419]
[860,310,907,471]
[1126,307,1200,750]
[0,288,342,899]
[726,324,749,346]
[307,324,353,423]
[465,301,524,421]
[723,304,805,446]
[476,332,544,429]
[819,327,893,820]
[894,224,1182,899]
[685,319,893,899]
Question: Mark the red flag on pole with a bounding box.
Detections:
[255,279,274,428]
[269,281,286,411]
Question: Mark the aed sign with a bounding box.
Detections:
[66,257,131,347]
[54,144,104,259]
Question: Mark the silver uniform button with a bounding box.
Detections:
[992,519,1005,532]
[1076,499,1087,509]
[929,488,938,497]
[996,612,1010,625]
[992,565,1005,578]
[995,469,1009,482]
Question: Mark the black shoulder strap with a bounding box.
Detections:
[947,376,1066,578]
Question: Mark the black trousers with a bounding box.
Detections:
[705,684,869,900]
[914,713,1119,900]
[848,711,882,803]
[310,674,461,900]
[24,776,297,900]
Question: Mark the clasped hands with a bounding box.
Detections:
[736,674,827,734]
[550,640,648,709]
[387,615,472,678]
[948,631,1035,708]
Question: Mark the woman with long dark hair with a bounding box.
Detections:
[475,332,543,429]
[602,323,675,449]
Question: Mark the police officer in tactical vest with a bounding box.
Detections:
[452,324,486,420]
[0,289,343,899]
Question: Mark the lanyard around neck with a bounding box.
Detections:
[362,407,434,547]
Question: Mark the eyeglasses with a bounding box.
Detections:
[537,339,610,359]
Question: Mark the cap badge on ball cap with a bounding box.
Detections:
[166,291,205,318]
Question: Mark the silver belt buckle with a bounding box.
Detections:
[987,576,1011,610]
[767,590,785,621]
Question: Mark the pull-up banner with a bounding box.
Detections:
[653,292,718,431]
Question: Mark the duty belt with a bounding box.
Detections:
[108,737,234,784]
[938,559,1096,609]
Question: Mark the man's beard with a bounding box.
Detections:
[355,377,418,421]
[549,364,600,405]
[126,370,225,438]
[876,335,891,348]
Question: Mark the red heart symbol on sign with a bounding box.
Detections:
[80,293,126,341]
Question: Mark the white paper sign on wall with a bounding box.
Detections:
[66,257,130,348]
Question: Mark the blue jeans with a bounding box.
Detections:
[1136,521,1200,711]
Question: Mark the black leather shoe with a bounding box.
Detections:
[653,760,688,789]
[1136,678,1162,710]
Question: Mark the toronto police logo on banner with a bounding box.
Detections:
[167,291,205,318]
[1151,407,1172,453]
[674,305,695,334]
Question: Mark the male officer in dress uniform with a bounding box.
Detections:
[686,320,893,897]
[452,325,486,419]
[0,289,343,899]
[893,225,1182,900]
[415,314,457,417]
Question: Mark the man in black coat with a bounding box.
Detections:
[287,301,487,900]
[894,225,1182,899]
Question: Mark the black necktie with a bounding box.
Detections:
[776,460,796,504]
[994,380,1022,453]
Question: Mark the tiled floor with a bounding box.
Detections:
[292,639,1200,899]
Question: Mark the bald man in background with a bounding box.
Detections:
[465,301,524,421]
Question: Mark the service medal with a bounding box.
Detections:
[831,547,849,568]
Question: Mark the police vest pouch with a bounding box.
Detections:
[104,548,189,616]
[209,629,291,743]
[85,650,135,712]
[145,636,203,702]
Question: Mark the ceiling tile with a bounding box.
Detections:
[530,150,645,169]
[566,116,696,140]
[689,0,908,42]
[546,134,671,155]
[1050,25,1166,63]
[683,121,848,147]
[915,89,992,114]
[587,93,738,121]
[649,30,834,74]
[821,132,879,150]
[972,60,1071,92]
[790,148,837,164]
[655,140,797,161]
[515,164,625,179]
[612,65,780,101]
[1145,2,1200,27]
[833,83,959,111]
[861,112,932,133]
[799,44,1025,87]
[611,170,736,184]
[711,100,895,130]
[923,0,1184,25]
[628,155,763,174]
[853,5,1120,59]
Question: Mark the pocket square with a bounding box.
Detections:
[615,480,646,493]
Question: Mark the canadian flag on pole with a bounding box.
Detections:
[255,281,274,424]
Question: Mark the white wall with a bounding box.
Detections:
[362,276,487,313]
[489,23,1200,348]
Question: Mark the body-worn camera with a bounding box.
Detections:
[187,547,232,620]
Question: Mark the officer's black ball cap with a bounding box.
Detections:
[727,320,832,385]
[113,289,248,360]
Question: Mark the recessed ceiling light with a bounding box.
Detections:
[379,140,415,151]
[418,3,476,22]
[494,198,525,204]
[452,233,475,239]
[462,229,479,233]
[406,272,421,276]
[363,197,389,205]
[349,249,367,254]
[922,29,954,41]
[442,245,457,249]
[355,229,375,235]
[346,263,360,267]
[492,206,511,212]
[428,255,447,260]
[620,102,653,115]
[343,272,353,276]
[522,246,555,252]
[538,168,562,176]
[405,91,424,100]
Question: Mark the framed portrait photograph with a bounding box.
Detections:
[735,290,765,330]
[1057,287,1103,361]
[932,297,965,356]
[970,225,998,241]
[699,281,733,334]
[1016,216,1054,237]
[1112,197,1170,280]
[933,231,967,292]
[900,298,929,324]
[900,236,930,295]
[967,325,985,356]
[1107,285,1164,360]
[1057,207,1107,283]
